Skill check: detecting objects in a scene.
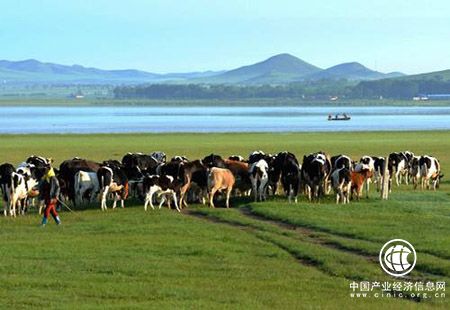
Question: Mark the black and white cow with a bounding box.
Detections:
[249,159,269,202]
[331,167,352,204]
[301,152,330,201]
[16,162,42,213]
[121,153,158,197]
[331,154,352,171]
[97,163,129,211]
[143,174,181,212]
[274,151,301,203]
[74,170,99,204]
[419,155,443,190]
[388,152,411,186]
[0,163,15,216]
[409,156,421,189]
[372,156,387,191]
[150,151,166,164]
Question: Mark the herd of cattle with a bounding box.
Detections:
[0,150,443,216]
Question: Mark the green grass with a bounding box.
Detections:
[0,131,449,308]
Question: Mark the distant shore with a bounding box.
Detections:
[1,97,450,107]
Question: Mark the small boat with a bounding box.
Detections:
[328,114,351,121]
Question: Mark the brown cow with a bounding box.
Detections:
[351,166,373,200]
[224,159,251,196]
[207,167,235,208]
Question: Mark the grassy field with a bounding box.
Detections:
[0,131,449,309]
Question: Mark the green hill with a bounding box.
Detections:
[199,53,322,84]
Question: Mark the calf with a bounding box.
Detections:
[249,159,269,202]
[97,164,129,211]
[74,171,99,205]
[351,166,373,200]
[331,167,352,204]
[143,175,180,212]
[207,167,235,208]
[372,156,387,192]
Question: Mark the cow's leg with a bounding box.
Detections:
[112,193,118,209]
[158,194,166,209]
[260,177,268,201]
[100,186,109,211]
[251,177,258,202]
[172,192,180,212]
[225,186,232,208]
[365,179,370,198]
[209,187,217,208]
[179,178,191,209]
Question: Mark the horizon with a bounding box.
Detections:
[1,1,450,74]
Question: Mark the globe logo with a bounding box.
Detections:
[379,239,416,277]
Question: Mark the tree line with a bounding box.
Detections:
[113,78,450,100]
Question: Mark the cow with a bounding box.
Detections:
[331,155,352,171]
[224,159,252,196]
[419,155,443,190]
[97,163,129,211]
[178,160,208,207]
[150,151,166,164]
[228,155,245,162]
[170,155,189,163]
[274,152,301,203]
[59,158,101,204]
[16,162,41,213]
[248,150,266,163]
[249,159,269,202]
[370,156,387,192]
[121,153,158,197]
[203,154,225,168]
[388,152,410,186]
[207,167,235,208]
[0,163,15,216]
[359,155,376,195]
[409,156,421,189]
[143,175,181,212]
[74,171,99,205]
[7,172,29,216]
[301,152,331,201]
[351,165,373,200]
[331,167,352,204]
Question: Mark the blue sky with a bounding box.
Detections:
[1,1,449,74]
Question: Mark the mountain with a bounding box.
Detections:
[0,59,223,84]
[306,62,404,81]
[0,55,406,86]
[198,53,322,84]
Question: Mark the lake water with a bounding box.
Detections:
[1,106,450,134]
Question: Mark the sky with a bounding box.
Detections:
[1,1,449,74]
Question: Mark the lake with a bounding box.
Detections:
[1,105,450,134]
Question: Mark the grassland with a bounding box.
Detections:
[0,131,449,309]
